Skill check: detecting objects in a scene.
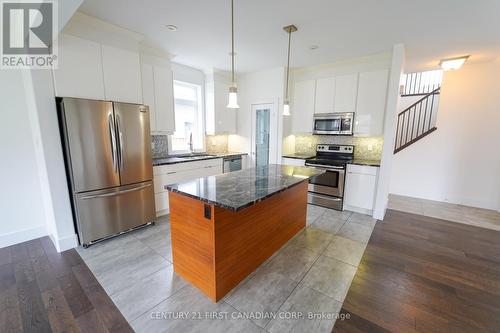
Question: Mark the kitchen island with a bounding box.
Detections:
[165,164,323,302]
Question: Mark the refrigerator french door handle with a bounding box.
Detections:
[80,183,152,200]
[108,113,118,172]
[115,113,124,171]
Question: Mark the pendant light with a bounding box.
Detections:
[227,0,239,108]
[283,25,297,116]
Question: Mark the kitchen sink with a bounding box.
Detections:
[172,153,216,159]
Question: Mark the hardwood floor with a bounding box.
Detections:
[0,237,132,333]
[333,209,500,333]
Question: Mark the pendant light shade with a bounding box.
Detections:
[283,102,290,116]
[227,84,239,108]
[227,0,239,109]
[283,25,297,116]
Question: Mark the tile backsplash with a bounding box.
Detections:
[206,135,229,154]
[151,135,169,158]
[294,135,384,161]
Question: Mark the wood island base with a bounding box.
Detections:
[168,181,308,302]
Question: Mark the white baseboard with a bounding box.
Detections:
[57,233,79,252]
[344,204,374,217]
[0,225,47,248]
[156,209,169,217]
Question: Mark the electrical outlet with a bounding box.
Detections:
[211,138,216,145]
[368,144,373,151]
[308,142,312,148]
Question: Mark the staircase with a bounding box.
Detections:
[394,71,442,154]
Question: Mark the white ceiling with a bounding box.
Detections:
[78,0,500,73]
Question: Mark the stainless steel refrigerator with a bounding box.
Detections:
[57,97,156,247]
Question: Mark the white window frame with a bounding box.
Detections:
[168,80,205,154]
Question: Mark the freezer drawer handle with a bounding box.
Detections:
[80,184,152,200]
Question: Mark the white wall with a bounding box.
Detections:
[24,70,79,251]
[229,67,285,164]
[390,58,500,210]
[372,44,406,220]
[0,71,49,247]
[172,62,205,86]
[0,0,83,249]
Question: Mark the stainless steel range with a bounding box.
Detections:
[305,144,354,210]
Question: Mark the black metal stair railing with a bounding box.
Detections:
[402,72,441,96]
[394,87,440,154]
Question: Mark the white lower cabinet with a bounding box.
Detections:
[344,164,379,215]
[281,157,306,167]
[153,158,223,216]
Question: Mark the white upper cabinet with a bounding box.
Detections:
[53,34,105,100]
[314,77,335,114]
[355,70,389,136]
[291,80,316,133]
[205,74,236,134]
[141,56,175,134]
[334,73,358,113]
[141,63,157,132]
[153,65,175,134]
[101,45,143,104]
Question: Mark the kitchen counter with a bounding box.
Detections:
[211,152,248,159]
[152,152,246,166]
[166,164,322,302]
[166,164,323,211]
[282,153,315,159]
[349,159,381,167]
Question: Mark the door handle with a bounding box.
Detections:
[115,114,124,171]
[108,114,118,172]
[80,183,152,200]
[305,163,345,170]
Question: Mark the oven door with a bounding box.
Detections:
[313,116,340,134]
[305,163,345,197]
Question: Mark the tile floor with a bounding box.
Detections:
[388,194,500,231]
[77,206,376,333]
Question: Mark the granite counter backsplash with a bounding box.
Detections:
[294,135,383,161]
[206,135,229,154]
[151,135,169,159]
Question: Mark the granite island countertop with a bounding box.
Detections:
[166,164,324,211]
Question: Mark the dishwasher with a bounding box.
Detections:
[223,156,242,173]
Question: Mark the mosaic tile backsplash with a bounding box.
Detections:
[151,135,169,158]
[294,135,384,161]
[206,135,229,154]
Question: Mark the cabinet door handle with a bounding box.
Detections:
[166,171,176,175]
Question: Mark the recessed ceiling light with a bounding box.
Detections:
[166,25,178,31]
[309,45,319,50]
[439,55,469,70]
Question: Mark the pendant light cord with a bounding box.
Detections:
[231,0,235,84]
[285,28,292,100]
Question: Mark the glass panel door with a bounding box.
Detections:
[255,108,270,167]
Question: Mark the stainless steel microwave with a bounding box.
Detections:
[312,112,354,135]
